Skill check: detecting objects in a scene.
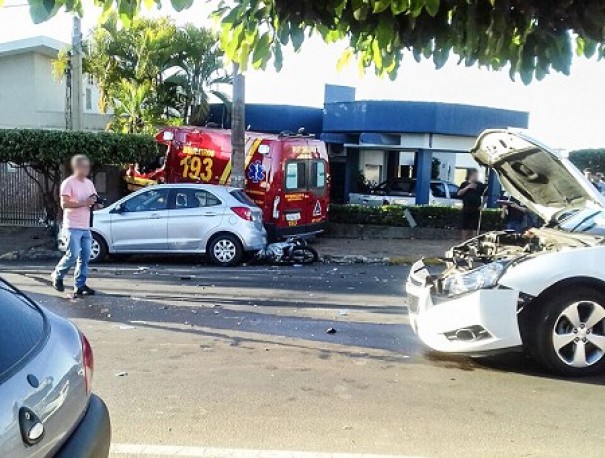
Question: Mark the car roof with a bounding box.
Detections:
[148,183,239,192]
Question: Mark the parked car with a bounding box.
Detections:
[406,129,605,376]
[59,183,267,266]
[349,178,461,207]
[0,277,110,457]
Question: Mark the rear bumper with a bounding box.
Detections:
[266,222,326,241]
[55,394,111,458]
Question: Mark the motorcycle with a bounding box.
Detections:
[256,237,319,265]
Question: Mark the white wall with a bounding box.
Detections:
[359,149,387,184]
[0,53,37,128]
[0,50,110,131]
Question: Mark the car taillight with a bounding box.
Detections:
[231,206,253,221]
[81,332,94,395]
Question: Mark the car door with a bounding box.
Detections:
[429,182,451,205]
[447,183,461,206]
[110,188,170,252]
[167,188,225,252]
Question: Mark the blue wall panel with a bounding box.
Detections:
[323,101,528,137]
[207,104,323,136]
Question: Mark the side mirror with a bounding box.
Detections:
[111,203,124,214]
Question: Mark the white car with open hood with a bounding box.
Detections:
[406,129,605,376]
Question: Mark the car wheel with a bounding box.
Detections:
[208,234,243,267]
[90,233,108,264]
[290,246,319,264]
[530,288,605,376]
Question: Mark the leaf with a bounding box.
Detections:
[424,0,439,16]
[391,0,410,14]
[28,0,62,23]
[277,22,290,45]
[170,0,192,11]
[273,42,283,71]
[371,39,383,68]
[252,33,271,68]
[336,47,354,71]
[290,25,304,51]
[372,0,390,14]
[352,0,369,21]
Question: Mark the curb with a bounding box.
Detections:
[0,248,61,262]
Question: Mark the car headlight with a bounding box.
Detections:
[442,262,506,297]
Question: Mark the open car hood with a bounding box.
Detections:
[471,129,605,222]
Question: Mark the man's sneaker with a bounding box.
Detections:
[51,275,65,292]
[74,285,95,297]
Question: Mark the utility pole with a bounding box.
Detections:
[230,63,246,188]
[70,16,83,131]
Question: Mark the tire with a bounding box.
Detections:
[90,233,108,264]
[208,234,243,267]
[529,287,605,376]
[289,246,319,265]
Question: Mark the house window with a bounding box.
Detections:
[87,74,94,85]
[85,88,92,111]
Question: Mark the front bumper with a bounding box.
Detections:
[406,261,523,355]
[55,394,111,458]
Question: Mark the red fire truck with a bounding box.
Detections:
[125,127,330,240]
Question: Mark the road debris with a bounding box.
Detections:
[326,327,337,334]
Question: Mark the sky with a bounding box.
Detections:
[1,0,605,150]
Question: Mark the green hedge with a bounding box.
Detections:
[328,204,502,231]
[0,129,159,168]
[0,129,160,222]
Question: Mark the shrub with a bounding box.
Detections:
[0,129,159,222]
[328,204,502,231]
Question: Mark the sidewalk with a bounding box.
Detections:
[0,226,455,265]
[312,236,454,264]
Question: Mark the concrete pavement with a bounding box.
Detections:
[2,261,605,457]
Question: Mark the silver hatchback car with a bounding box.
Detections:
[60,184,267,266]
[0,278,110,457]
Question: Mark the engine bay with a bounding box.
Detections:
[444,229,591,271]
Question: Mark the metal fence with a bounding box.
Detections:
[0,163,45,226]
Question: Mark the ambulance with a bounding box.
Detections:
[125,127,330,240]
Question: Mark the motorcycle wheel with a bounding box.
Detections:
[290,246,319,265]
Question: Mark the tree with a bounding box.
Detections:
[167,24,233,125]
[85,15,178,133]
[53,17,232,132]
[23,0,605,84]
[570,149,605,173]
[0,129,158,223]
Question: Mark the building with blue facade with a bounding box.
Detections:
[207,85,529,205]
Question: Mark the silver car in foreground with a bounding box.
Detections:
[0,277,110,457]
[60,184,267,266]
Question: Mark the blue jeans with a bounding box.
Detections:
[54,229,92,290]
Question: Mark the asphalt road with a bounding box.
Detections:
[2,260,605,458]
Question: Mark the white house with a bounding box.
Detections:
[0,36,110,131]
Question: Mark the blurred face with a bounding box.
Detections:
[72,158,91,178]
[468,171,478,183]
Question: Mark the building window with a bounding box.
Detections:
[87,74,94,85]
[85,88,92,111]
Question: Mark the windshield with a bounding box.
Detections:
[557,208,605,236]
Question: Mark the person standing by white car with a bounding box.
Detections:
[51,155,99,297]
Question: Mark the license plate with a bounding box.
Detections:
[285,212,301,221]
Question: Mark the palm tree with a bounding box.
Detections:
[166,24,233,125]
